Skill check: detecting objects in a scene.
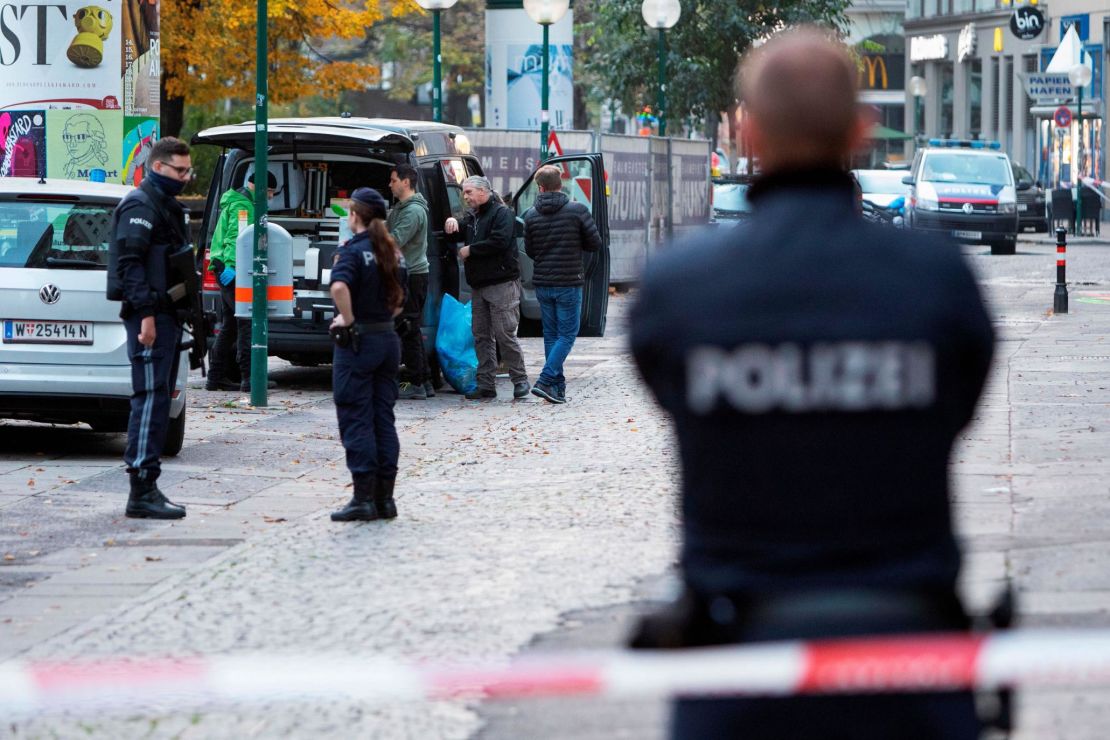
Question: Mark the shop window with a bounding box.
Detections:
[941,64,954,138]
[990,58,1000,134]
[1004,59,1013,134]
[970,59,982,139]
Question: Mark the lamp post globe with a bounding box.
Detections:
[642,0,681,137]
[1069,58,1091,235]
[524,0,570,161]
[414,0,459,122]
[908,75,926,153]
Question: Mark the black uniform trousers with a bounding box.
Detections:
[208,282,249,384]
[333,330,401,477]
[399,272,429,385]
[123,312,182,482]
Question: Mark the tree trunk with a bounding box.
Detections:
[161,74,185,139]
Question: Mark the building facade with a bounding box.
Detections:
[904,0,1107,189]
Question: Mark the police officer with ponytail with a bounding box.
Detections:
[329,187,408,522]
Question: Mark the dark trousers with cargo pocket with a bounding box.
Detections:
[124,312,182,483]
[472,279,527,391]
[399,272,429,385]
[333,330,401,477]
[209,282,249,384]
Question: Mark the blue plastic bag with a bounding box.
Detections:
[435,294,478,394]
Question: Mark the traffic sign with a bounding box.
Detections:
[1054,106,1073,128]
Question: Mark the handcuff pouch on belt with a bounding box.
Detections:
[330,324,361,354]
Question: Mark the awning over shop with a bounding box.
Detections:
[868,124,913,141]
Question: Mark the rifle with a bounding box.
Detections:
[166,245,209,372]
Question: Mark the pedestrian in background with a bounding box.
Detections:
[524,165,602,403]
[329,187,407,522]
[387,164,433,400]
[206,169,276,393]
[444,175,530,401]
[111,137,196,520]
[629,27,993,739]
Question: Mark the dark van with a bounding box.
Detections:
[192,117,610,373]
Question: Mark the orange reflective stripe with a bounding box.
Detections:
[268,285,294,300]
[235,287,252,303]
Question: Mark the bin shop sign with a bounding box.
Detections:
[0,0,159,183]
[1010,7,1045,41]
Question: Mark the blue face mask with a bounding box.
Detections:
[147,169,186,197]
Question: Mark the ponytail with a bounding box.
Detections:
[368,219,404,311]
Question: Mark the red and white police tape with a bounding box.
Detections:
[5,629,1110,718]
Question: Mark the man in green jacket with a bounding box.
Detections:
[387,164,433,400]
[206,169,275,392]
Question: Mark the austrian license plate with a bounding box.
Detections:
[1017,204,1029,212]
[952,230,982,240]
[3,320,93,345]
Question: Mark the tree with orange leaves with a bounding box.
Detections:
[160,0,421,136]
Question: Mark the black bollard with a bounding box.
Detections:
[1054,227,1069,314]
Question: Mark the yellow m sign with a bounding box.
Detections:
[861,55,889,89]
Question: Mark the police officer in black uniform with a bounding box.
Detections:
[629,29,994,739]
[329,187,408,522]
[110,137,195,520]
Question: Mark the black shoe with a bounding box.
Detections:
[398,381,428,400]
[331,474,379,522]
[423,380,436,398]
[465,387,497,400]
[126,476,186,519]
[205,377,240,391]
[513,381,531,399]
[375,476,398,520]
[531,382,565,404]
[240,379,278,393]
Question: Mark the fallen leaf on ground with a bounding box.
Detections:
[263,516,287,524]
[145,556,163,562]
[3,554,14,561]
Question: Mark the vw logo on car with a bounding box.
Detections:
[962,202,975,214]
[39,284,61,305]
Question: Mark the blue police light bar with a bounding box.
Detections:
[927,138,1003,150]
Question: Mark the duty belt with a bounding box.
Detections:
[354,321,395,333]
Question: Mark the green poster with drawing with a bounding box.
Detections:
[46,109,123,182]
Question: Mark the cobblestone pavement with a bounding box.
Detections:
[5,235,1110,738]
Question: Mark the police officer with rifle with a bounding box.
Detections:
[629,29,995,738]
[108,137,206,520]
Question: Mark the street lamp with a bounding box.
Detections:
[414,0,457,123]
[909,75,926,153]
[523,0,570,161]
[1069,53,1092,235]
[641,0,681,138]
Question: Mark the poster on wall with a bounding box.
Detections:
[46,109,123,181]
[122,0,159,116]
[484,7,573,130]
[506,44,573,130]
[0,1,123,110]
[122,116,158,185]
[0,111,47,178]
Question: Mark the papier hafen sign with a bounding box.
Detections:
[0,0,159,183]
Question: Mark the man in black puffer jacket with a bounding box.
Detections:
[523,165,602,403]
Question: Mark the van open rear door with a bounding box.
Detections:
[513,153,611,337]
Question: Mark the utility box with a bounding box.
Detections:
[235,222,294,318]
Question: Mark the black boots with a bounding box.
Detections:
[375,477,398,520]
[125,475,186,519]
[331,474,379,522]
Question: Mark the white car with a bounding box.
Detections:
[0,178,188,453]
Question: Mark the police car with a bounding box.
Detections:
[902,139,1021,255]
[0,178,189,451]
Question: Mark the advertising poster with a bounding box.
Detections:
[122,0,160,116]
[506,44,572,130]
[122,116,157,185]
[46,109,123,181]
[0,111,48,178]
[484,7,573,130]
[0,1,123,110]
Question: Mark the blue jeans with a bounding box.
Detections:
[535,285,582,394]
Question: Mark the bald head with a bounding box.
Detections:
[739,27,866,171]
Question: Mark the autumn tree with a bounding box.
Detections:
[160,0,421,136]
[582,0,849,138]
